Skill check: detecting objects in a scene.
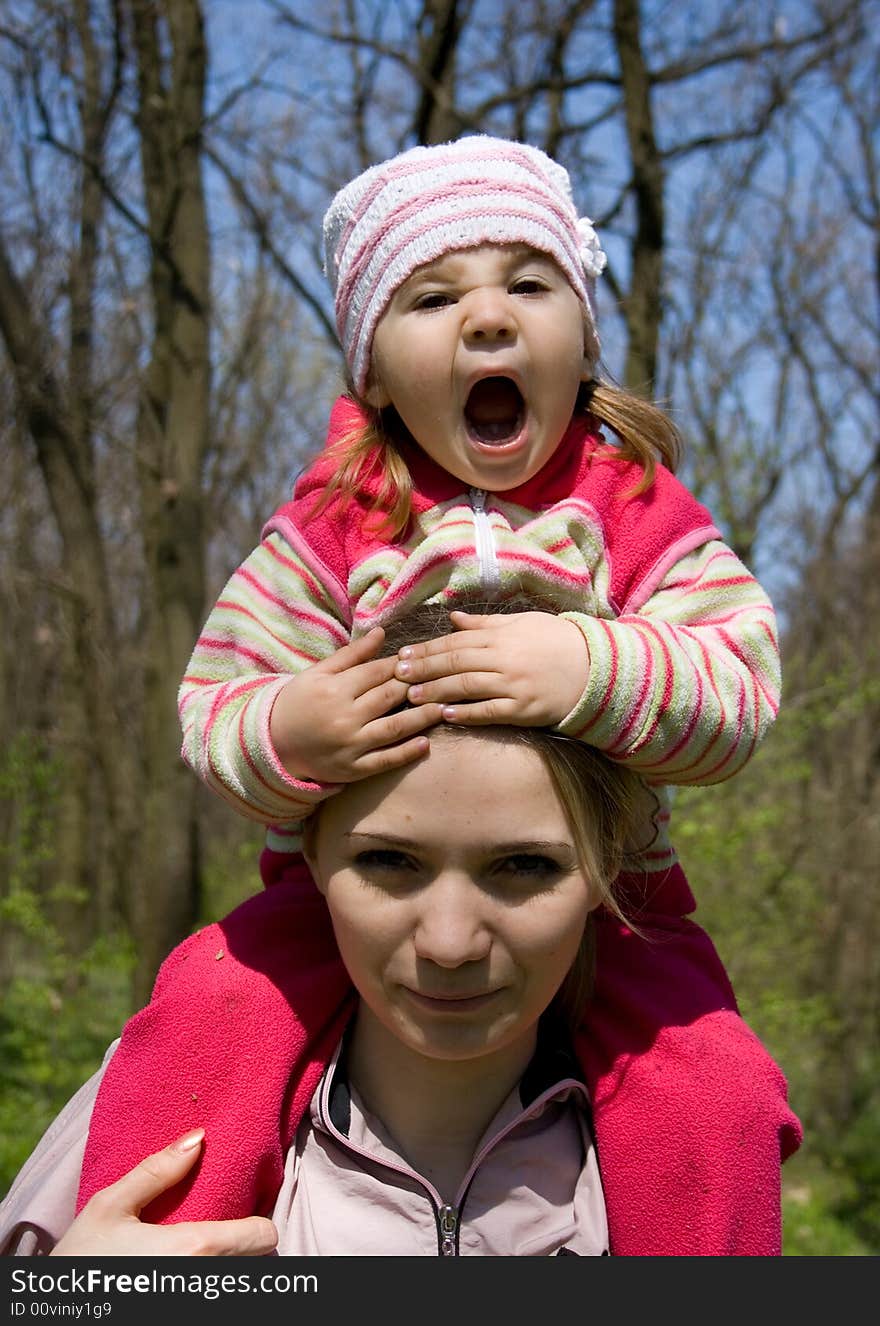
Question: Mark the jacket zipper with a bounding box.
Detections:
[437,1203,459,1255]
[315,1054,588,1256]
[316,1072,462,1255]
[469,488,500,589]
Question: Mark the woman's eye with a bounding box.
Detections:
[354,849,417,873]
[493,854,563,882]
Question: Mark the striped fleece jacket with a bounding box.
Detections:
[179,394,779,883]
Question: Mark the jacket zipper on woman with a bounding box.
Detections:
[316,1062,588,1256]
[469,488,500,589]
[316,1095,463,1254]
[437,1203,459,1256]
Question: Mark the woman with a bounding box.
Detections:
[1,715,640,1256]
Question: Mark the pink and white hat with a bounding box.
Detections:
[323,135,607,395]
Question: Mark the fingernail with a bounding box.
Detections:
[398,646,412,659]
[397,660,411,677]
[175,1129,205,1153]
[442,706,457,721]
[408,684,423,700]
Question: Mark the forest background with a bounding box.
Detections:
[0,0,877,1255]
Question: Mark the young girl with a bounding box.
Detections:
[75,136,801,1254]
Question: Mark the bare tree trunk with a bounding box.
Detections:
[127,0,209,1003]
[613,0,664,392]
[0,243,138,901]
[414,0,467,144]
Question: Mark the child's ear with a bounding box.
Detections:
[581,340,598,380]
[364,374,391,409]
[364,352,392,408]
[581,318,599,380]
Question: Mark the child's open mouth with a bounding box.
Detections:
[464,377,525,446]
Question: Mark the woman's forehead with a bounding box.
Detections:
[318,730,568,842]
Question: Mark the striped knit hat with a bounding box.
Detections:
[323,135,607,395]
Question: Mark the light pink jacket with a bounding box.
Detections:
[0,1036,607,1257]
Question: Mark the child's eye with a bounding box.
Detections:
[510,277,548,295]
[413,292,454,310]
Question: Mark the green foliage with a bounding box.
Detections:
[675,693,880,1256]
[0,732,135,1197]
[0,936,135,1196]
[833,1093,880,1247]
[0,731,58,923]
[200,820,266,921]
[783,1157,876,1256]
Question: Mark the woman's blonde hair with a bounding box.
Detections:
[307,376,683,540]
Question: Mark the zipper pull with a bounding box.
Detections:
[468,488,500,589]
[438,1203,459,1256]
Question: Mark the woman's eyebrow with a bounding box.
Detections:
[346,831,573,855]
[487,840,574,856]
[345,831,420,848]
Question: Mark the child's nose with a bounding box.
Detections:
[461,289,516,343]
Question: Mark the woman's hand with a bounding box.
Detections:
[394,611,589,727]
[51,1131,278,1257]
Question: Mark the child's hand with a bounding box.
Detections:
[394,611,588,727]
[51,1131,277,1257]
[270,627,444,783]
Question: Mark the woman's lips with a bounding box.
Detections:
[403,988,500,1013]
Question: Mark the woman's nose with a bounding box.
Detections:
[461,289,516,344]
[413,877,492,968]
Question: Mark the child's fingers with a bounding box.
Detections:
[318,651,406,701]
[349,734,433,777]
[404,671,505,706]
[395,646,494,685]
[342,703,445,777]
[447,610,492,629]
[360,701,445,750]
[396,629,489,662]
[346,654,409,698]
[354,675,414,719]
[319,627,386,673]
[439,699,522,726]
[396,613,513,661]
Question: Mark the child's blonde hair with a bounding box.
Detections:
[308,377,683,540]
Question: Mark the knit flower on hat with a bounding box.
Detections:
[576,217,607,279]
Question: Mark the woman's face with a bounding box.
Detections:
[306,731,596,1074]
